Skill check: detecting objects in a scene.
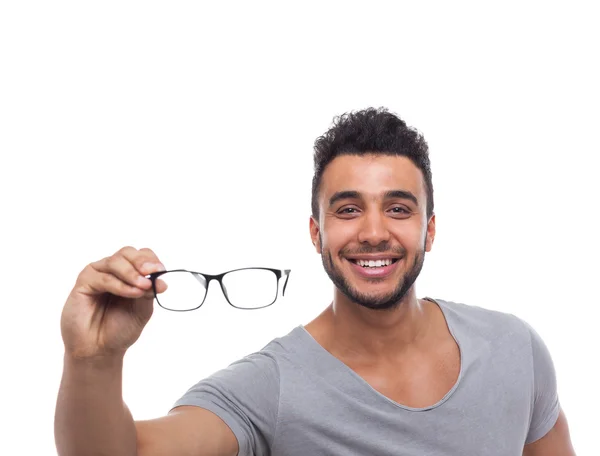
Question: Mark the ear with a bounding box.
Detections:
[309,216,322,254]
[425,213,436,252]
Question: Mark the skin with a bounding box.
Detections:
[307,154,437,361]
[55,153,575,456]
[306,153,576,455]
[55,248,242,456]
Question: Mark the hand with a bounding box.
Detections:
[60,246,168,360]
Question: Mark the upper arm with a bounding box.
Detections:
[522,319,561,444]
[523,407,576,456]
[135,405,239,456]
[140,350,279,456]
[170,352,280,455]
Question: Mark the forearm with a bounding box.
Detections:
[54,353,137,456]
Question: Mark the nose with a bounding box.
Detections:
[357,211,391,246]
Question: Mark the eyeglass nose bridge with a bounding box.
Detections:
[190,272,231,305]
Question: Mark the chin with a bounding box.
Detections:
[323,250,410,311]
[352,294,406,311]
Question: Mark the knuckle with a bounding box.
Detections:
[118,245,137,255]
[100,273,110,286]
[76,266,90,285]
[138,247,159,264]
[80,263,92,277]
[129,269,142,283]
[132,257,147,271]
[136,248,161,269]
[83,260,100,277]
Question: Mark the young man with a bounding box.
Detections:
[55,108,576,455]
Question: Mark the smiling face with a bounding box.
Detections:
[310,154,436,311]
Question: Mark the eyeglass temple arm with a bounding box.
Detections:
[282,269,291,296]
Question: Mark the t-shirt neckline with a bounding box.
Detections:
[296,297,465,412]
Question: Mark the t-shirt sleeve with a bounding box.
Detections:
[170,351,280,456]
[523,320,561,444]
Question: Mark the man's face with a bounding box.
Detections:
[310,154,435,311]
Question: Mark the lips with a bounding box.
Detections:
[348,258,399,268]
[346,257,402,279]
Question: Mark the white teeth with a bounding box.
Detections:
[355,259,393,268]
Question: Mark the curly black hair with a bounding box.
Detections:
[311,107,434,221]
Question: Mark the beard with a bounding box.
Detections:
[320,237,426,312]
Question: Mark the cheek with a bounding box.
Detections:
[321,221,356,250]
[390,226,425,248]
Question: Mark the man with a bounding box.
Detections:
[55,108,576,455]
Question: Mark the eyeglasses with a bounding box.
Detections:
[146,267,291,311]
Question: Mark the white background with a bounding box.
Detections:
[1,1,598,454]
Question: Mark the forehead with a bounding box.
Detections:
[320,154,425,201]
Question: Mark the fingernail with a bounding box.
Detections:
[143,262,165,273]
[137,276,152,287]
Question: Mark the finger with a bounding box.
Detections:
[122,246,166,276]
[155,278,168,294]
[91,254,152,291]
[140,279,168,300]
[134,279,168,301]
[82,269,147,298]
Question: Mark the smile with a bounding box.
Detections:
[346,257,402,278]
[349,258,399,268]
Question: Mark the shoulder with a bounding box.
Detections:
[256,325,308,359]
[425,296,532,344]
[427,296,527,329]
[180,327,306,395]
[196,325,304,384]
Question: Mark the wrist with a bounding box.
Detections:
[64,351,125,371]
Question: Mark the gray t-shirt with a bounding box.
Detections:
[171,297,560,455]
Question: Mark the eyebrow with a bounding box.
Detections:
[328,189,419,208]
[383,190,419,206]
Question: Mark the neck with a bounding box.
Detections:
[317,288,433,363]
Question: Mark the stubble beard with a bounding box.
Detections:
[320,237,426,312]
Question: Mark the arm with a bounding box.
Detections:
[523,407,576,456]
[520,319,576,455]
[136,406,238,456]
[54,354,239,456]
[55,354,137,456]
[55,248,240,456]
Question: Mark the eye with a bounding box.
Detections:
[389,206,410,215]
[337,206,360,215]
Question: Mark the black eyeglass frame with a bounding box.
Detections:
[146,267,291,311]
